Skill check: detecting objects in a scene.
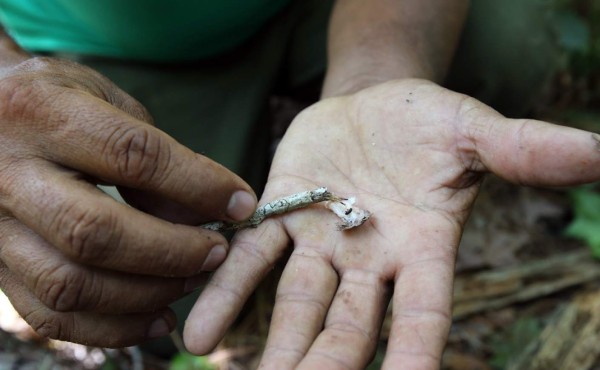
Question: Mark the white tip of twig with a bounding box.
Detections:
[325,197,372,230]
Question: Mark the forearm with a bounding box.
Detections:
[322,0,469,98]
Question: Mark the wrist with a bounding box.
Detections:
[321,22,439,98]
[321,0,469,99]
[321,59,434,98]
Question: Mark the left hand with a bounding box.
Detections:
[184,79,600,369]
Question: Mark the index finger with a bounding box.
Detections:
[36,88,256,222]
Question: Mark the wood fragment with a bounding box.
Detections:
[507,288,600,370]
[452,249,600,320]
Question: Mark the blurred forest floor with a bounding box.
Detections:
[2,0,600,369]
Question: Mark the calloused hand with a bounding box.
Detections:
[0,57,257,347]
[184,79,600,369]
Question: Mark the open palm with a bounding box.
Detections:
[184,79,600,369]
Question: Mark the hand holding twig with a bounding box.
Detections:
[202,187,371,232]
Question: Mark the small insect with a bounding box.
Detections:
[325,196,372,230]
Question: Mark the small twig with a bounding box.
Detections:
[202,187,371,232]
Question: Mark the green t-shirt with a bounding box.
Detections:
[0,0,290,61]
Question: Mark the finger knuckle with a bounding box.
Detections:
[104,125,171,186]
[275,291,327,312]
[25,311,73,342]
[327,320,374,341]
[0,76,39,122]
[4,56,120,103]
[234,239,275,268]
[11,56,55,74]
[0,57,63,120]
[35,265,91,312]
[53,201,116,263]
[455,95,496,140]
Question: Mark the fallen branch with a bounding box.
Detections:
[507,288,600,370]
[452,249,600,320]
[202,187,371,232]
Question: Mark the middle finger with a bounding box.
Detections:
[296,268,390,370]
[0,215,208,313]
[259,246,338,369]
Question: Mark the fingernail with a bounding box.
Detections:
[227,190,256,221]
[184,274,208,293]
[147,317,170,339]
[200,245,227,271]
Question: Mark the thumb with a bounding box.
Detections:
[464,109,600,186]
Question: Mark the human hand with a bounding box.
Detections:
[184,79,600,369]
[0,57,257,347]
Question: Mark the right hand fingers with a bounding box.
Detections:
[0,56,253,346]
[0,57,256,223]
[0,56,255,276]
[1,159,228,276]
[0,204,210,346]
[0,215,209,313]
[0,264,177,347]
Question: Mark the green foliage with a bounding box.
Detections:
[552,0,600,78]
[565,187,600,258]
[489,317,543,370]
[169,353,216,370]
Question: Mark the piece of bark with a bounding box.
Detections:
[506,288,600,370]
[453,249,600,320]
